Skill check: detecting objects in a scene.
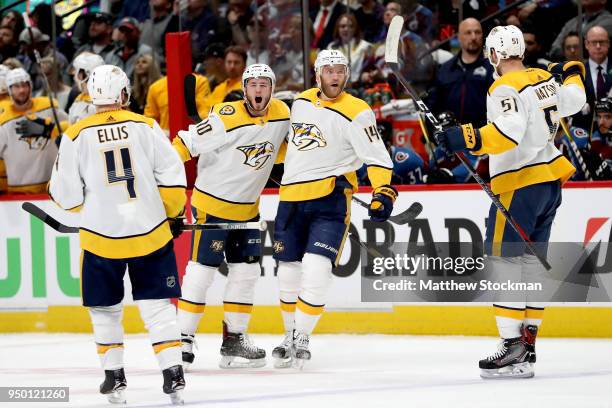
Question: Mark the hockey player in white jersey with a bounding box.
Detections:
[68,52,104,124]
[48,65,187,404]
[272,50,395,368]
[173,64,290,369]
[435,25,586,379]
[0,68,68,194]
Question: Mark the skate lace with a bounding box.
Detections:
[294,332,309,350]
[239,334,260,353]
[487,340,508,361]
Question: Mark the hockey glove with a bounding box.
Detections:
[434,124,481,158]
[168,217,185,239]
[368,185,398,222]
[15,116,54,138]
[547,61,586,82]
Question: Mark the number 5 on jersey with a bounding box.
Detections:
[103,147,137,199]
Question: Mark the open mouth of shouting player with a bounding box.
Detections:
[244,76,272,116]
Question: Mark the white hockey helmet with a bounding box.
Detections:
[73,52,105,89]
[314,49,350,97]
[484,25,525,71]
[6,68,32,96]
[87,65,131,106]
[242,63,276,110]
[0,64,10,94]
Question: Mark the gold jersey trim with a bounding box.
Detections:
[191,187,259,221]
[490,154,575,194]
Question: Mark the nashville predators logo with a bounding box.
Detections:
[210,240,224,252]
[19,135,50,151]
[237,141,275,170]
[273,240,285,253]
[291,123,327,151]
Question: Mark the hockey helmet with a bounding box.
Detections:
[314,49,350,98]
[242,63,275,111]
[73,52,105,89]
[6,68,32,97]
[484,25,525,74]
[595,97,612,113]
[87,65,131,106]
[0,64,9,94]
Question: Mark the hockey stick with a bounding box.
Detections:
[22,202,267,233]
[559,118,592,180]
[22,13,63,140]
[385,15,551,270]
[183,73,424,225]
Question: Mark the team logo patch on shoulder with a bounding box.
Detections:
[219,105,235,115]
[291,123,327,151]
[237,141,275,170]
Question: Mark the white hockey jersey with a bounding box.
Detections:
[68,93,97,125]
[0,97,68,194]
[472,68,585,194]
[280,88,393,201]
[49,109,186,259]
[174,99,290,221]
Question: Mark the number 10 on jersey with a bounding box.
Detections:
[103,147,137,199]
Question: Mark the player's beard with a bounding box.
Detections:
[247,93,271,114]
[11,94,30,108]
[320,81,344,99]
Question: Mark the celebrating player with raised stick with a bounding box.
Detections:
[173,64,290,369]
[48,65,187,404]
[271,49,395,369]
[434,26,586,379]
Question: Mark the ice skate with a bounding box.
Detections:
[162,365,185,405]
[219,321,266,368]
[479,337,533,379]
[521,324,538,364]
[99,368,127,404]
[181,333,196,371]
[272,331,294,368]
[291,331,311,370]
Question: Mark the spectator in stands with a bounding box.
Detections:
[35,57,71,111]
[207,45,246,107]
[200,43,226,91]
[550,0,612,58]
[327,13,372,84]
[130,54,162,114]
[426,18,493,127]
[310,0,346,50]
[522,24,550,69]
[74,12,116,61]
[353,0,385,44]
[18,27,69,92]
[271,13,307,91]
[180,0,219,61]
[562,31,582,61]
[0,25,18,62]
[593,97,612,163]
[404,1,435,43]
[221,0,254,47]
[1,11,24,40]
[140,0,179,66]
[30,3,63,38]
[372,1,402,44]
[105,17,154,81]
[574,25,612,129]
[117,0,151,22]
[246,15,270,65]
[145,71,210,134]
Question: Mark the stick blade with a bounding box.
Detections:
[389,201,423,224]
[385,15,405,65]
[22,202,79,233]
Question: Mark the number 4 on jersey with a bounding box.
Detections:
[104,147,137,199]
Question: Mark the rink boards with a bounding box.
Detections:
[1,182,611,336]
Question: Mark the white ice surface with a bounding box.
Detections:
[1,333,611,408]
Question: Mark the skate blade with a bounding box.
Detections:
[169,390,184,405]
[273,357,293,369]
[106,390,126,404]
[219,355,266,369]
[480,362,534,379]
[292,358,308,370]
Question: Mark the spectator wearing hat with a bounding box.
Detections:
[200,43,226,91]
[18,26,69,93]
[206,45,246,107]
[140,0,179,66]
[105,17,154,81]
[75,12,116,61]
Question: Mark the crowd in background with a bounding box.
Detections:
[0,0,610,194]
